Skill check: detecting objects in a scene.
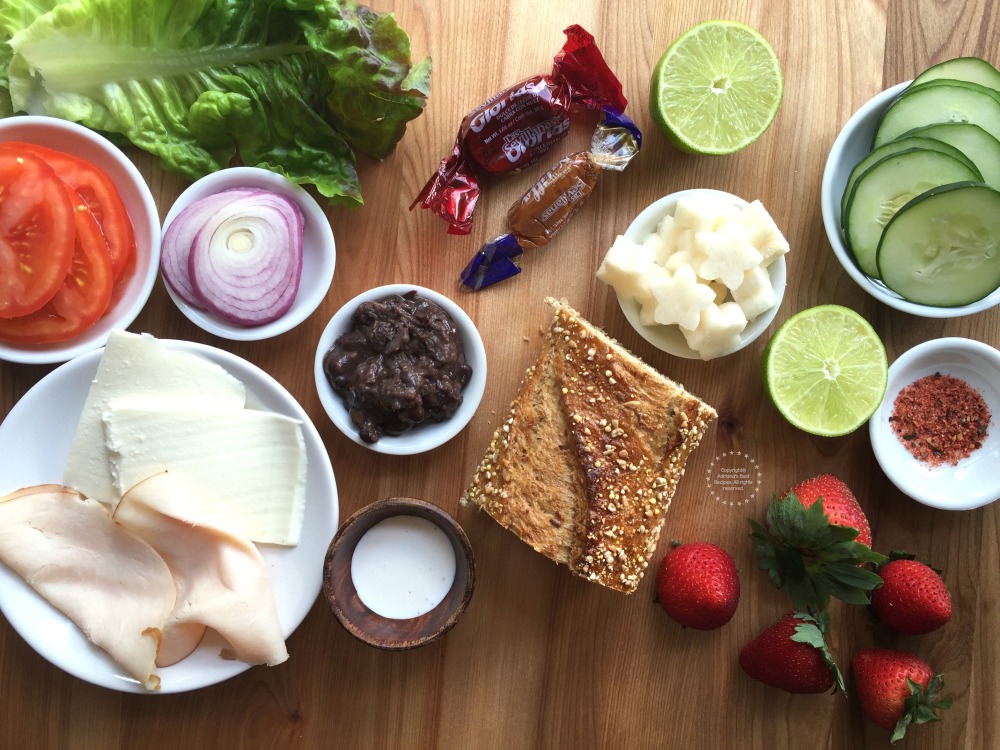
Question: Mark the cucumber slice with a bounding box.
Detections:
[902,78,1000,104]
[840,137,982,228]
[896,123,1000,190]
[911,56,1000,93]
[876,182,1000,306]
[872,83,1000,148]
[844,150,980,277]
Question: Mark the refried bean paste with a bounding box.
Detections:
[323,291,472,443]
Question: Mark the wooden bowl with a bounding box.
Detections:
[322,497,475,650]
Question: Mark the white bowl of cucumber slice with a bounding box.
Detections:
[822,57,1000,317]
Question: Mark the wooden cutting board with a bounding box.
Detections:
[1,0,998,747]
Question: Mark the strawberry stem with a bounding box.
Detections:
[789,610,846,695]
[748,492,887,611]
[890,673,952,743]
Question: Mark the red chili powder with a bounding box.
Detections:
[889,372,991,467]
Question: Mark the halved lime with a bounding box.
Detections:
[650,20,783,155]
[763,305,888,436]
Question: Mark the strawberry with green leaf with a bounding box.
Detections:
[784,474,873,546]
[853,648,952,743]
[748,474,886,611]
[739,610,846,694]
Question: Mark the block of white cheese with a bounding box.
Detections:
[102,402,307,546]
[64,331,246,506]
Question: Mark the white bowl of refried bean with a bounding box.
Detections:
[314,284,487,455]
[870,337,1000,510]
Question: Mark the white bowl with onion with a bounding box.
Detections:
[160,167,335,341]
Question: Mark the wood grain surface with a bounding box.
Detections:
[2,1,999,748]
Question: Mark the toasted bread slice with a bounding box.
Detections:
[462,299,716,593]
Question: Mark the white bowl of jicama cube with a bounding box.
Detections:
[160,166,336,341]
[598,189,788,360]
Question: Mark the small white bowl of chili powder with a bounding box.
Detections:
[871,337,1000,510]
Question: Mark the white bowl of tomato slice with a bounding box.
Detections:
[0,116,160,364]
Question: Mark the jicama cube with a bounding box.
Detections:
[648,264,716,330]
[663,233,707,273]
[636,263,670,307]
[732,266,777,320]
[696,222,763,290]
[642,232,670,266]
[596,235,656,301]
[636,263,670,325]
[655,213,678,247]
[674,193,741,232]
[680,301,748,360]
[738,200,790,267]
[758,231,790,268]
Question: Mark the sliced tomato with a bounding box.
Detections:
[0,186,114,344]
[5,141,136,282]
[0,148,77,318]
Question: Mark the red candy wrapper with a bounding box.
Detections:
[411,25,627,234]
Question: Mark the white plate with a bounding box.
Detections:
[0,341,338,693]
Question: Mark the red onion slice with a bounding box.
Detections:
[187,191,304,326]
[161,188,259,308]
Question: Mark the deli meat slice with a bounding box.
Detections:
[114,472,289,667]
[0,485,175,690]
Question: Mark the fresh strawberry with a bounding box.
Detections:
[655,541,740,630]
[853,648,952,743]
[739,611,845,694]
[871,556,952,634]
[785,474,872,547]
[748,474,886,611]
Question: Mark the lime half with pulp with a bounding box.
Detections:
[763,305,888,437]
[650,20,783,155]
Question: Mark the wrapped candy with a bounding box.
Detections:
[411,25,627,235]
[460,108,641,290]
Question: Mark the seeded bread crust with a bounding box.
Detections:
[461,299,716,593]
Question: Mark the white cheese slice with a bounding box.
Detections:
[64,331,246,506]
[102,402,307,546]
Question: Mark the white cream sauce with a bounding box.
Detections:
[350,515,457,619]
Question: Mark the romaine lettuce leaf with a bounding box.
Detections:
[0,0,430,205]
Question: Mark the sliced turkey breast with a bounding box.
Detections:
[0,485,175,690]
[114,472,288,667]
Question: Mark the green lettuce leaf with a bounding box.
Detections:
[0,0,430,205]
